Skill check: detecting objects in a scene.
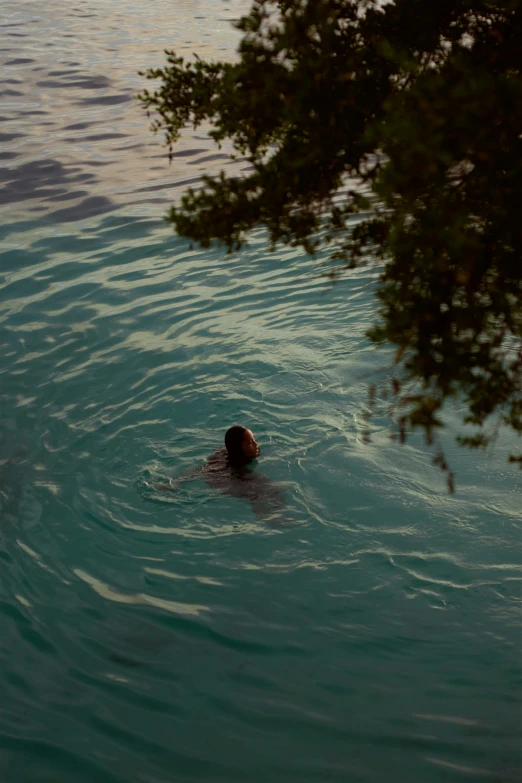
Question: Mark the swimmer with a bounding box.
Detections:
[153,425,285,521]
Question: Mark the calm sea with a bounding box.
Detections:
[1,2,520,781]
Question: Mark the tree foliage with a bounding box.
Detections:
[140,0,522,479]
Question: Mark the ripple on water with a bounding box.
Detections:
[1,2,521,783]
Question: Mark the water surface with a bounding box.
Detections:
[1,2,521,782]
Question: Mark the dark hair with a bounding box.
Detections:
[224,425,248,464]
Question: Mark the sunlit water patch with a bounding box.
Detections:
[1,2,520,783]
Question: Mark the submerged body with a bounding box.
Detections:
[154,426,286,521]
[202,446,285,519]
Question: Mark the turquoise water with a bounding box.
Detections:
[1,2,521,782]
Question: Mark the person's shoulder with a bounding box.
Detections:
[206,447,228,469]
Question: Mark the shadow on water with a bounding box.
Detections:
[0,159,95,204]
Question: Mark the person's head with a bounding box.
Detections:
[224,425,259,464]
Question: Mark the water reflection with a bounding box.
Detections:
[0,0,249,225]
[1,3,520,783]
